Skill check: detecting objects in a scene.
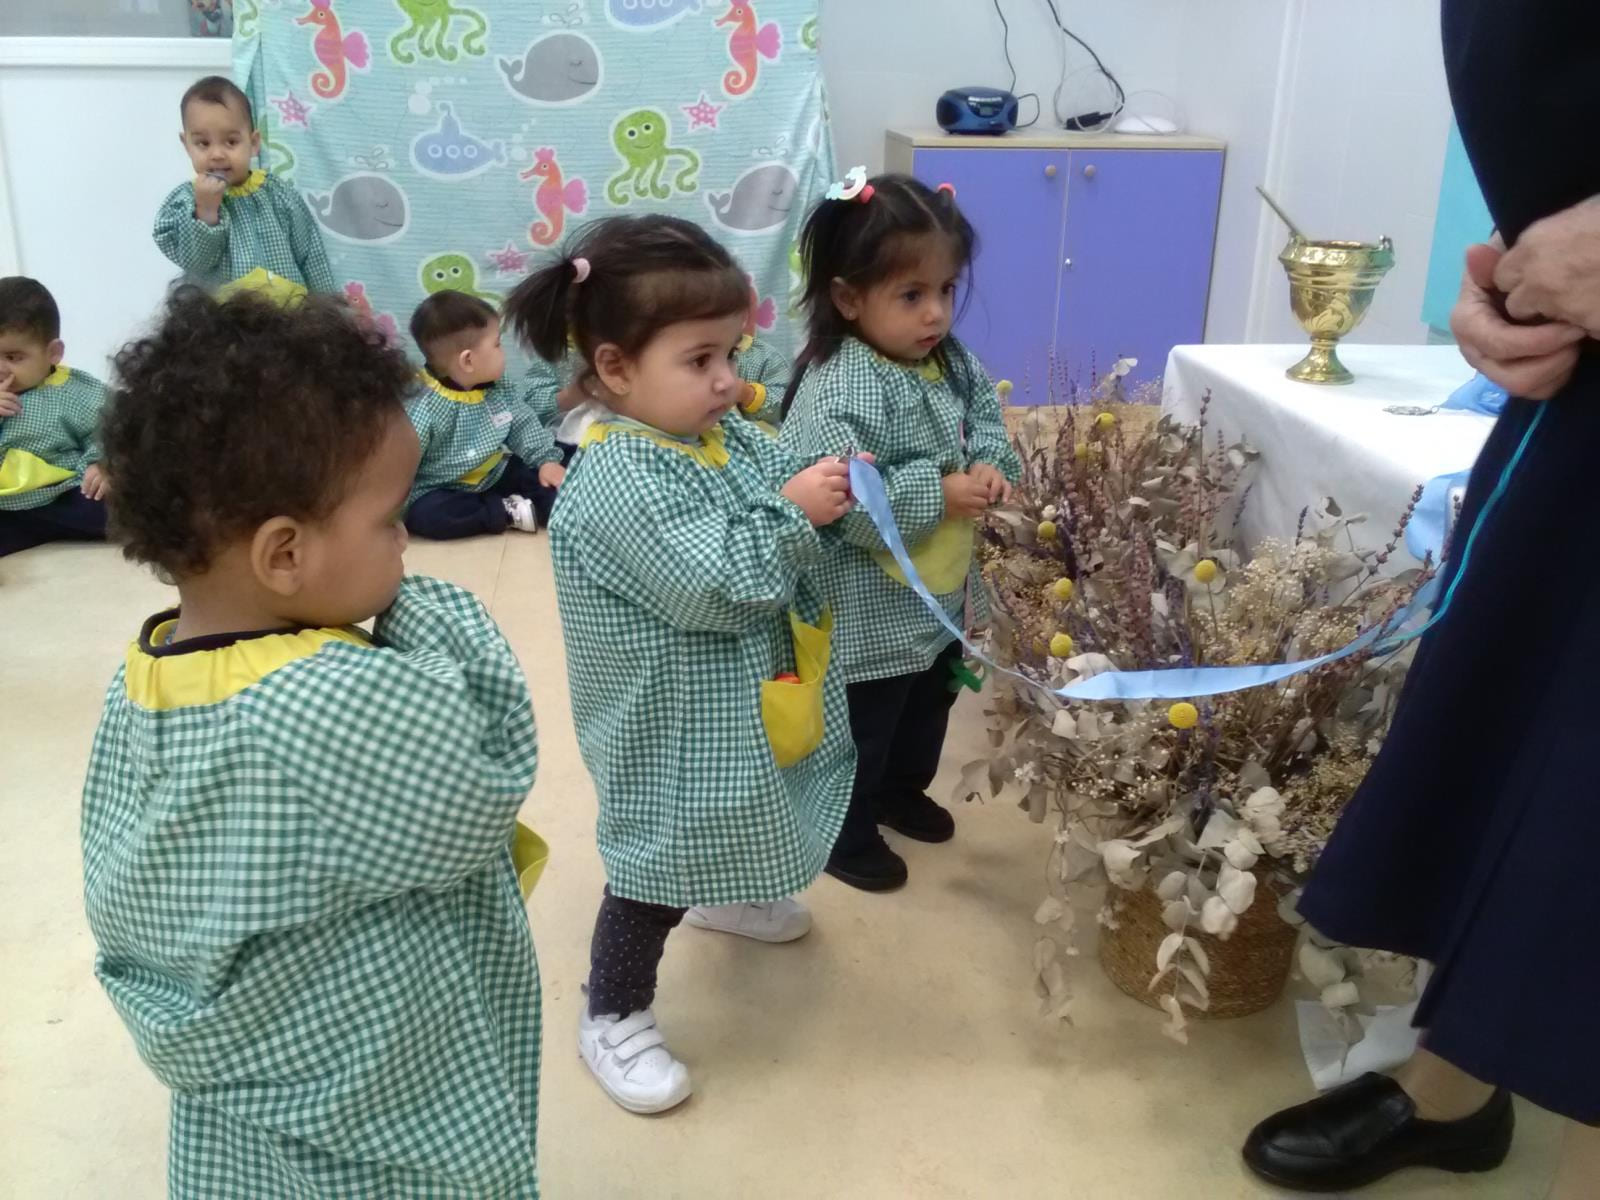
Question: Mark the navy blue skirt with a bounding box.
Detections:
[1299,0,1600,1124]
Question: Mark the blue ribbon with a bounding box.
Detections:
[845,401,1543,703]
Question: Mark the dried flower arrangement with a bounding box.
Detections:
[964,386,1432,1042]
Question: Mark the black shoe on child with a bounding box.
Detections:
[825,835,908,892]
[1242,1073,1513,1193]
[877,792,955,844]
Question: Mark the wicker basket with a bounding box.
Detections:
[1098,870,1297,1019]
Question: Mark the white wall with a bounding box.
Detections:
[0,39,231,375]
[821,0,1184,175]
[1241,0,1452,345]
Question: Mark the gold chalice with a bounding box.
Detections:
[1280,235,1395,384]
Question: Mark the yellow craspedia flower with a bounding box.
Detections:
[996,379,1014,399]
[1169,702,1199,730]
[1194,559,1219,584]
[1049,632,1074,658]
[1095,412,1116,431]
[1073,442,1090,462]
[1052,577,1075,602]
[1037,519,1058,540]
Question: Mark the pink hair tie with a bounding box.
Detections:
[937,182,956,198]
[859,184,875,203]
[571,257,591,284]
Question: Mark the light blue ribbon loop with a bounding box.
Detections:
[847,399,1541,703]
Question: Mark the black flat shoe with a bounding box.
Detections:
[877,792,955,843]
[1243,1073,1513,1193]
[825,838,907,892]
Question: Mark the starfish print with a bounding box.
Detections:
[486,242,532,276]
[271,91,312,128]
[681,92,724,132]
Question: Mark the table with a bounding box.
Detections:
[1161,344,1494,567]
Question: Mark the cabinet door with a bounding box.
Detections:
[1057,150,1223,391]
[911,147,1069,399]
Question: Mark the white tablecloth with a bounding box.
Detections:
[1161,344,1494,566]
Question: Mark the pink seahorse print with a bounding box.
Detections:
[745,282,776,335]
[715,3,781,98]
[297,0,370,101]
[344,281,399,344]
[520,148,589,248]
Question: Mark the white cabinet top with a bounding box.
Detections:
[887,127,1225,152]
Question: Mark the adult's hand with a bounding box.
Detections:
[1495,198,1600,335]
[1452,241,1584,400]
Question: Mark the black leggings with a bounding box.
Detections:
[586,886,687,1019]
[405,455,556,540]
[834,640,963,855]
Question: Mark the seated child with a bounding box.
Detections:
[730,291,792,430]
[405,290,565,537]
[154,75,336,298]
[0,276,110,558]
[85,287,544,1197]
[505,214,856,1116]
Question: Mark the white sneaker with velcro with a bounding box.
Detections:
[684,898,813,943]
[502,494,539,533]
[578,1005,692,1114]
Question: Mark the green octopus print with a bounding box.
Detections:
[420,252,501,303]
[606,109,700,206]
[389,0,488,65]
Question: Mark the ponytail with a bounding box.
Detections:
[504,257,582,363]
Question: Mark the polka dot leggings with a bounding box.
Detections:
[587,886,688,1019]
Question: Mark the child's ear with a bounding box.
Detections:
[829,277,862,322]
[47,339,64,368]
[250,517,306,597]
[250,128,262,159]
[592,343,632,396]
[454,345,475,378]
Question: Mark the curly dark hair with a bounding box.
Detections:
[102,287,415,579]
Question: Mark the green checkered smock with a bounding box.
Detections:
[549,414,854,907]
[732,333,792,427]
[406,371,562,510]
[82,576,543,1199]
[0,366,106,511]
[153,169,337,294]
[780,336,1021,684]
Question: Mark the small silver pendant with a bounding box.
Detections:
[1384,405,1439,417]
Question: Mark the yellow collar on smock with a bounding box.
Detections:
[581,418,730,470]
[226,169,269,198]
[419,369,486,405]
[125,615,372,710]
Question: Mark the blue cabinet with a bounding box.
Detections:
[886,130,1224,400]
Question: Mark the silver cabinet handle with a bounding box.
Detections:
[1083,164,1097,179]
[1044,164,1058,179]
[1063,258,1073,268]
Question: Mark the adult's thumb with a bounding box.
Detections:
[1464,242,1501,290]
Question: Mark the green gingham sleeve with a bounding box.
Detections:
[517,357,567,429]
[269,176,337,294]
[254,576,537,900]
[734,336,792,425]
[153,182,227,276]
[955,341,1021,480]
[574,433,820,634]
[782,356,945,553]
[504,390,562,466]
[64,373,109,469]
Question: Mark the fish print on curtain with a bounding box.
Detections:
[232,0,833,360]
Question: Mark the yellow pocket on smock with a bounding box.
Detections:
[0,449,74,497]
[760,609,832,769]
[510,821,550,899]
[873,515,975,594]
[217,268,308,307]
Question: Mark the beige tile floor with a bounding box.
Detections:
[1,537,1561,1199]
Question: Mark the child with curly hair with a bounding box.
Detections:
[0,276,111,557]
[84,288,545,1197]
[154,76,336,298]
[405,290,565,537]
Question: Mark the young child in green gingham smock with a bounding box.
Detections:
[781,172,1021,893]
[82,288,545,1198]
[0,277,112,556]
[404,291,566,538]
[153,76,335,299]
[506,215,855,1118]
[519,292,795,453]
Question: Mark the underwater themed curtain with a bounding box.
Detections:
[232,0,832,358]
